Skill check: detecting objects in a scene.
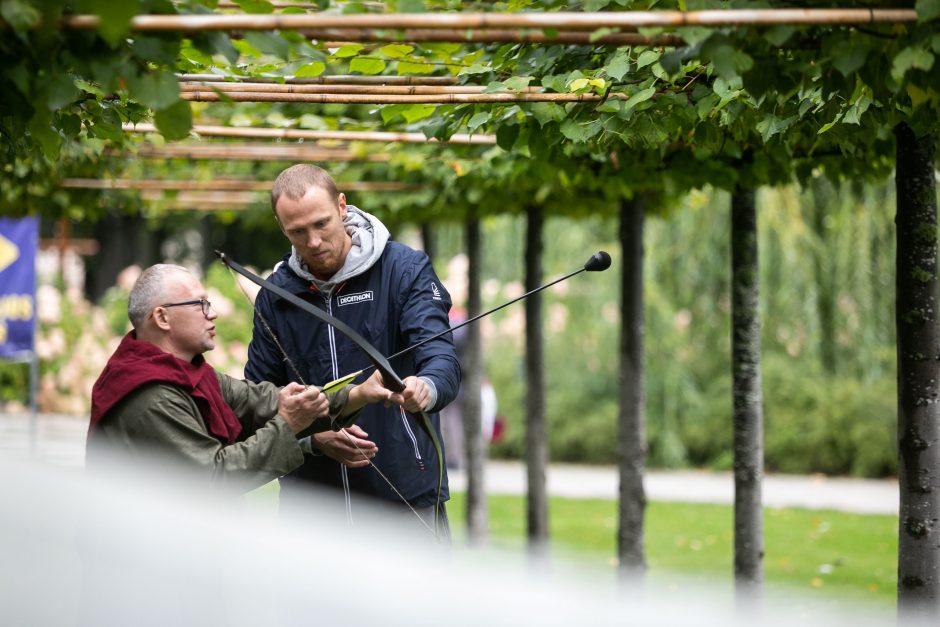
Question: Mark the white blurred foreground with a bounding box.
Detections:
[0,456,893,627]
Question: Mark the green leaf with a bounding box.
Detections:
[704,42,754,80]
[569,78,590,92]
[295,62,326,77]
[349,57,386,75]
[381,104,408,124]
[397,60,435,75]
[458,63,492,76]
[0,0,41,30]
[504,76,533,92]
[92,107,123,143]
[44,74,80,110]
[126,70,181,111]
[244,32,290,59]
[74,0,138,44]
[596,99,624,114]
[402,104,436,123]
[605,50,631,81]
[833,44,868,77]
[130,36,180,67]
[154,100,193,140]
[28,114,61,159]
[755,114,796,142]
[892,46,935,81]
[467,111,491,130]
[622,86,656,113]
[59,113,82,138]
[916,0,940,22]
[712,76,743,108]
[496,124,519,151]
[817,113,843,135]
[674,27,712,46]
[763,26,795,47]
[333,44,364,59]
[233,0,275,13]
[379,44,414,58]
[396,0,426,12]
[530,102,566,127]
[637,50,661,69]
[559,118,603,142]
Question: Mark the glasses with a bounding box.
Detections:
[160,298,213,317]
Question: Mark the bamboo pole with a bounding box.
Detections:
[302,28,683,46]
[61,10,920,32]
[180,90,621,104]
[177,74,459,85]
[59,178,419,191]
[140,190,262,204]
[122,122,497,145]
[178,81,544,94]
[216,1,322,8]
[112,143,392,161]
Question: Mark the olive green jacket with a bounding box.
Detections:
[86,373,353,493]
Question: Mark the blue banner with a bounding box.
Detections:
[0,217,38,358]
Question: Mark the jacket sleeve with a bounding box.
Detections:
[397,255,462,412]
[217,373,359,436]
[244,287,289,385]
[109,382,304,494]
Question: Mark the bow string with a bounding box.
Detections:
[216,250,444,538]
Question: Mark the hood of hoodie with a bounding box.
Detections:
[287,205,390,295]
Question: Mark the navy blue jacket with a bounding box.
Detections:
[244,242,460,508]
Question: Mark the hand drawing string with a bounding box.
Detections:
[224,264,438,535]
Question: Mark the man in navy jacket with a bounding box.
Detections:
[245,164,461,536]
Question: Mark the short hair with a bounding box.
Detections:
[127,264,189,329]
[270,164,339,217]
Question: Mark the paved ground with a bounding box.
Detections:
[1,412,898,515]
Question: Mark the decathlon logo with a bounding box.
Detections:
[431,282,442,301]
[337,291,374,307]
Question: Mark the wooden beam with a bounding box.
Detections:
[177,74,459,85]
[60,10,920,32]
[113,143,392,161]
[178,82,544,94]
[179,90,623,104]
[123,122,497,145]
[304,28,684,46]
[59,178,419,192]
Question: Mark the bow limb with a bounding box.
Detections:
[216,251,444,534]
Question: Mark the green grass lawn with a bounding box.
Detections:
[447,493,897,610]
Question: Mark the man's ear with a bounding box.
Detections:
[338,193,347,218]
[151,307,172,331]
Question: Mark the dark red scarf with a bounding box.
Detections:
[89,332,242,444]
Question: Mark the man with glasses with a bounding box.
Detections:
[87,264,399,493]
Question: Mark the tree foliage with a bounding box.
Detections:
[1,0,938,223]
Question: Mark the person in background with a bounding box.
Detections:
[245,164,460,537]
[86,263,398,494]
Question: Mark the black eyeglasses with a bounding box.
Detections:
[160,298,213,317]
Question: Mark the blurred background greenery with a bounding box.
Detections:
[0,175,900,478]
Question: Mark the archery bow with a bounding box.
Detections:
[216,250,444,537]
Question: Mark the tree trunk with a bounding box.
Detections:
[421,222,435,263]
[525,203,549,558]
[85,211,156,303]
[730,186,764,606]
[894,121,940,624]
[618,195,647,580]
[463,216,488,544]
[809,177,838,374]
